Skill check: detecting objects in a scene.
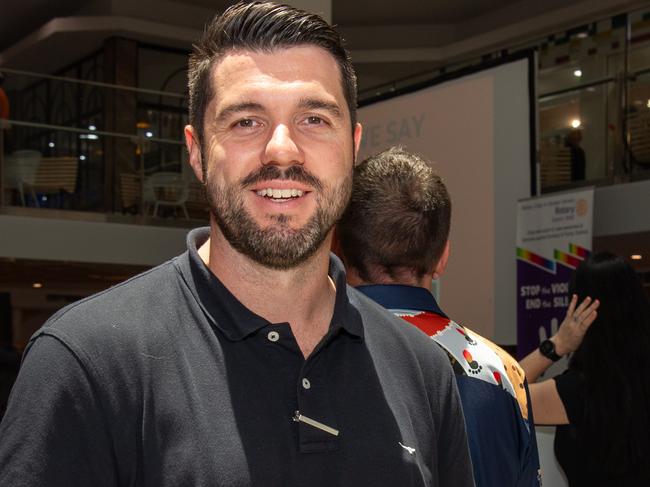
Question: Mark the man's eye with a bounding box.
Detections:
[236,119,257,128]
[306,116,324,125]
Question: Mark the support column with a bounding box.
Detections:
[103,37,138,213]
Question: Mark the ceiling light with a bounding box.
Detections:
[631,254,642,260]
[48,141,55,148]
[576,32,589,39]
[88,125,97,131]
[32,283,43,289]
[571,119,581,128]
[145,131,154,138]
[79,155,86,161]
[573,69,583,77]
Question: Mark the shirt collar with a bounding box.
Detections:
[355,284,448,319]
[176,227,363,341]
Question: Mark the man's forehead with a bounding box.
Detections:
[207,46,346,110]
[211,45,341,85]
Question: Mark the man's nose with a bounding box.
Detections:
[262,124,304,166]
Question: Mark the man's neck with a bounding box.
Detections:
[199,224,337,358]
[346,266,432,289]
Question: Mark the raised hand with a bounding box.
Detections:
[552,294,600,356]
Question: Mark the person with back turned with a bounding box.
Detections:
[337,146,541,487]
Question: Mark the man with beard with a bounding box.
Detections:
[0,3,474,487]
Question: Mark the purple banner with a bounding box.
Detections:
[516,260,573,358]
[516,189,593,360]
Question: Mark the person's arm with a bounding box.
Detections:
[520,295,598,425]
[520,294,599,383]
[528,378,569,425]
[0,334,119,487]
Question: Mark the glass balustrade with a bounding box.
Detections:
[0,68,206,224]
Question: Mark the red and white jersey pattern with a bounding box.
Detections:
[392,309,528,420]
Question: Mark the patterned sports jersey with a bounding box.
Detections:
[357,284,541,487]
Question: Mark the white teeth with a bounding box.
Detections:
[256,188,305,199]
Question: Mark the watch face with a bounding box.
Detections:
[540,339,560,360]
[540,340,554,355]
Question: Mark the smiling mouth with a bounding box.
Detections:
[256,188,306,201]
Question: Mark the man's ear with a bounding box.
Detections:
[353,123,363,165]
[184,125,204,183]
[432,240,450,280]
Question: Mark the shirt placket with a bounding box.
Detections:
[294,332,341,453]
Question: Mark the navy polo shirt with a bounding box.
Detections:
[0,229,474,487]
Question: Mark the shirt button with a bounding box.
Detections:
[302,378,311,390]
[267,331,280,342]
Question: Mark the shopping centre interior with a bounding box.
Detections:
[3,1,650,484]
[1,0,650,414]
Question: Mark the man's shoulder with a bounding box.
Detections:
[34,257,185,349]
[347,284,430,340]
[347,285,452,368]
[428,317,521,375]
[461,326,525,383]
[445,320,532,424]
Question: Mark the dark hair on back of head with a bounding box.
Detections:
[338,146,451,282]
[568,251,650,474]
[188,1,357,173]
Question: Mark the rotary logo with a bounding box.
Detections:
[576,198,588,216]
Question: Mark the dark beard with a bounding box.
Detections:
[205,164,352,269]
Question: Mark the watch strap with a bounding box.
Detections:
[539,339,562,362]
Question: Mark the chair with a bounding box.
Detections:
[628,111,650,167]
[144,171,189,219]
[33,157,78,207]
[4,150,41,206]
[539,141,571,189]
[120,172,142,212]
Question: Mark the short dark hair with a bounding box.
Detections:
[188,1,357,164]
[338,147,451,282]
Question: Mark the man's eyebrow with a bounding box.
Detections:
[298,98,342,118]
[215,102,264,122]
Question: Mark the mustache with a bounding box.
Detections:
[240,165,323,191]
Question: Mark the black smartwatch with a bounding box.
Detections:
[539,339,562,362]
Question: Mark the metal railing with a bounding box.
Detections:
[0,68,205,224]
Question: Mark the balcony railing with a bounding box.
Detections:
[0,68,207,225]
